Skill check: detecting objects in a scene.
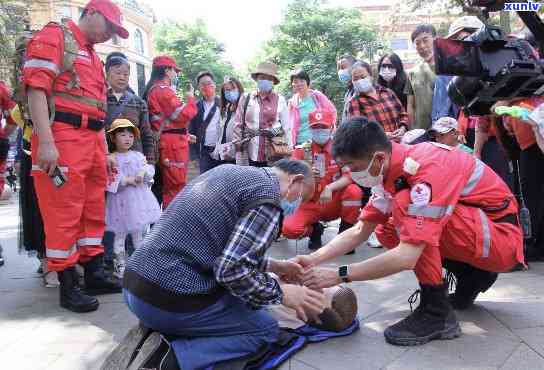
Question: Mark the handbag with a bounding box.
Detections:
[269,134,292,159]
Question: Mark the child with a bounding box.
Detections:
[106,119,161,278]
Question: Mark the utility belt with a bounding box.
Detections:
[162,128,187,135]
[54,111,105,131]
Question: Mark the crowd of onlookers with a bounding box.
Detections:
[0,13,543,284]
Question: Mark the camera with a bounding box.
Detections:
[433,0,544,115]
[434,25,544,115]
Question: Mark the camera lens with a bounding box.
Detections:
[447,76,483,107]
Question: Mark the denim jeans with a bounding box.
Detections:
[124,290,279,370]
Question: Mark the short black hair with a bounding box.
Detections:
[337,54,357,65]
[351,61,372,77]
[105,52,129,72]
[196,70,215,84]
[273,159,312,179]
[332,117,392,160]
[290,69,310,86]
[411,24,437,42]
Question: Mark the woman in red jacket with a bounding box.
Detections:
[143,56,197,208]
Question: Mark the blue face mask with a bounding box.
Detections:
[311,129,331,145]
[338,69,351,83]
[225,90,240,103]
[257,79,274,93]
[171,75,179,90]
[280,197,302,216]
[280,185,302,216]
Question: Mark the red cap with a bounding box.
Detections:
[152,56,181,72]
[85,0,129,39]
[309,110,335,128]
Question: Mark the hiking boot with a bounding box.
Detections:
[384,283,461,346]
[58,267,99,313]
[308,222,324,250]
[444,259,498,310]
[83,254,122,295]
[339,221,356,255]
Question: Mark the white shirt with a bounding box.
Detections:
[203,100,221,147]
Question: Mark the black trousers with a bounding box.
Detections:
[520,144,544,251]
[481,137,513,190]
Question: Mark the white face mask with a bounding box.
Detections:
[353,77,373,94]
[350,153,384,188]
[379,67,396,82]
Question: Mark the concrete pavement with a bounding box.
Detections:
[1,197,544,370]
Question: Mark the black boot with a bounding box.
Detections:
[83,254,122,295]
[308,223,324,250]
[339,221,355,255]
[444,259,498,310]
[58,267,99,313]
[384,283,461,346]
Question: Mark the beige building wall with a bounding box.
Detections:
[29,0,155,95]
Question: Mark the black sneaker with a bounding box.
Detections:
[384,283,461,346]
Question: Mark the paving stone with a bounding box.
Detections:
[500,343,544,370]
[512,327,544,357]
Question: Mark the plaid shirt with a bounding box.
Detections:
[348,85,408,133]
[106,89,156,164]
[214,204,283,309]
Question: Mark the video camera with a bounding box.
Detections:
[433,0,544,115]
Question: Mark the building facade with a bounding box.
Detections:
[29,0,155,96]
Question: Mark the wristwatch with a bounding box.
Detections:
[338,265,351,283]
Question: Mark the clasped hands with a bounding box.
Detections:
[272,256,342,322]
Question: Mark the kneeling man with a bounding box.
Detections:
[124,160,325,369]
[299,118,524,346]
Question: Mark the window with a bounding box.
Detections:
[134,29,145,55]
[136,63,146,97]
[390,38,409,51]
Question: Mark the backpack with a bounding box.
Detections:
[12,18,80,130]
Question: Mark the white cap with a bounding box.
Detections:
[401,129,427,144]
[431,117,458,134]
[447,16,484,39]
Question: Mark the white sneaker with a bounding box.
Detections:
[43,271,60,288]
[367,232,383,248]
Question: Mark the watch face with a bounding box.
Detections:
[339,265,348,277]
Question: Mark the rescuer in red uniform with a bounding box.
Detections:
[25,0,129,312]
[298,117,524,346]
[143,56,197,208]
[282,110,362,250]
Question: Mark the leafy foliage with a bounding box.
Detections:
[154,19,238,92]
[252,0,378,109]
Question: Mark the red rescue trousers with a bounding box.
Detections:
[160,132,189,208]
[282,184,362,239]
[31,123,107,272]
[375,192,524,285]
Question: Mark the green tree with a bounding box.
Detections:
[252,0,377,109]
[0,0,31,81]
[154,19,237,93]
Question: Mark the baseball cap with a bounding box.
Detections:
[430,117,458,134]
[85,0,129,39]
[309,110,335,128]
[447,16,484,39]
[152,56,181,72]
[107,118,140,138]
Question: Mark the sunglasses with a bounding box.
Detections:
[381,64,395,69]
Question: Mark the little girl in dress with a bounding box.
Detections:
[106,119,161,278]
